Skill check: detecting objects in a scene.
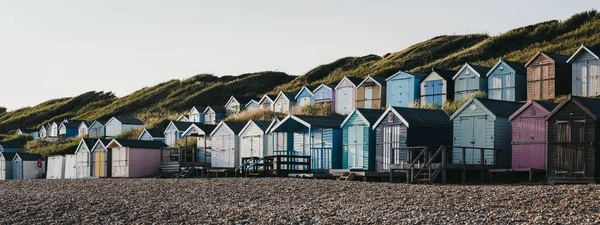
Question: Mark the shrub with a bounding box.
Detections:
[25,138,81,156]
[114,127,144,140]
[225,107,285,123]
[443,91,488,115]
[290,102,338,117]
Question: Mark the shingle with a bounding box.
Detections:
[112,139,168,149]
[475,98,525,118]
[145,128,165,138]
[345,77,363,86]
[195,124,217,134]
[63,120,86,129]
[430,68,458,81]
[82,138,98,149]
[281,92,297,101]
[571,96,600,117]
[207,106,227,113]
[586,46,600,57]
[192,106,207,114]
[369,76,387,86]
[0,152,16,161]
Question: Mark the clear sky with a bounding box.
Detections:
[0,1,597,110]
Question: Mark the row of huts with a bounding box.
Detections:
[210,45,599,117]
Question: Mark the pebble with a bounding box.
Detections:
[0,178,599,224]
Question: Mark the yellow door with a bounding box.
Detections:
[95,151,105,177]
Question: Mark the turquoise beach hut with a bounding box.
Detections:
[340,108,385,171]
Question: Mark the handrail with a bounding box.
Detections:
[413,145,444,182]
[408,146,428,168]
[247,157,264,170]
[235,157,256,172]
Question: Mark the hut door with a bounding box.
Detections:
[348,125,364,169]
[13,160,22,180]
[112,147,127,177]
[459,116,486,164]
[382,125,406,170]
[250,136,261,157]
[364,86,373,109]
[520,117,546,169]
[337,87,353,114]
[95,151,105,177]
[0,159,5,180]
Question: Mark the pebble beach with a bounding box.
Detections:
[1,178,599,224]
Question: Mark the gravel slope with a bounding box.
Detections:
[0,178,599,224]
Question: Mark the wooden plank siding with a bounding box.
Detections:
[375,111,407,172]
[341,113,376,171]
[526,53,572,100]
[571,50,600,97]
[357,79,385,109]
[510,102,552,170]
[547,101,597,183]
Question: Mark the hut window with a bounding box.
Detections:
[556,119,586,143]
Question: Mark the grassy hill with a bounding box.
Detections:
[1,10,600,136]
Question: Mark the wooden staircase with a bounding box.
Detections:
[389,146,445,184]
[176,167,195,179]
[338,172,355,181]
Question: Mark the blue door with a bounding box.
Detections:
[424,81,435,104]
[432,80,443,106]
[13,161,22,180]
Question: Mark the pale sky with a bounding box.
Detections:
[0,1,597,110]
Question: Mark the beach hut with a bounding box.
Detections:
[507,100,557,171]
[386,70,424,108]
[87,120,107,138]
[12,153,45,180]
[49,121,61,138]
[46,155,65,179]
[567,45,600,97]
[340,108,384,171]
[181,123,217,163]
[420,68,456,106]
[64,154,76,179]
[177,114,189,122]
[15,128,39,139]
[266,117,286,155]
[188,106,207,123]
[106,139,169,178]
[91,139,112,177]
[450,98,524,167]
[225,96,254,115]
[138,128,166,142]
[545,96,600,184]
[273,91,297,113]
[245,99,260,111]
[334,76,362,115]
[0,152,16,180]
[164,121,202,146]
[295,86,315,107]
[75,138,97,178]
[39,125,47,139]
[105,117,144,137]
[487,59,527,102]
[239,120,271,160]
[59,120,84,140]
[78,121,91,137]
[453,63,491,101]
[258,94,277,110]
[313,84,335,105]
[356,76,387,109]
[373,107,453,172]
[525,51,572,100]
[0,140,25,153]
[209,121,245,168]
[269,114,345,171]
[204,106,226,125]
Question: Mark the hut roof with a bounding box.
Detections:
[110,139,168,149]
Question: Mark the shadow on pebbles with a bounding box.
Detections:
[1,178,600,224]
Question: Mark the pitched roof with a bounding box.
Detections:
[356,108,385,125]
[111,139,168,149]
[570,96,600,117]
[194,124,218,134]
[0,140,27,148]
[431,68,457,81]
[281,92,297,101]
[232,96,256,105]
[223,121,246,134]
[370,76,387,86]
[100,138,112,146]
[343,77,363,86]
[19,128,39,134]
[293,115,346,128]
[503,60,526,75]
[534,100,558,112]
[170,121,203,131]
[91,120,107,126]
[391,107,451,127]
[0,152,16,161]
[252,120,272,132]
[544,52,570,64]
[465,98,525,118]
[16,153,44,161]
[113,117,144,125]
[469,64,492,76]
[567,45,600,63]
[145,128,165,138]
[191,106,207,114]
[206,106,227,114]
[82,138,98,149]
[63,120,86,129]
